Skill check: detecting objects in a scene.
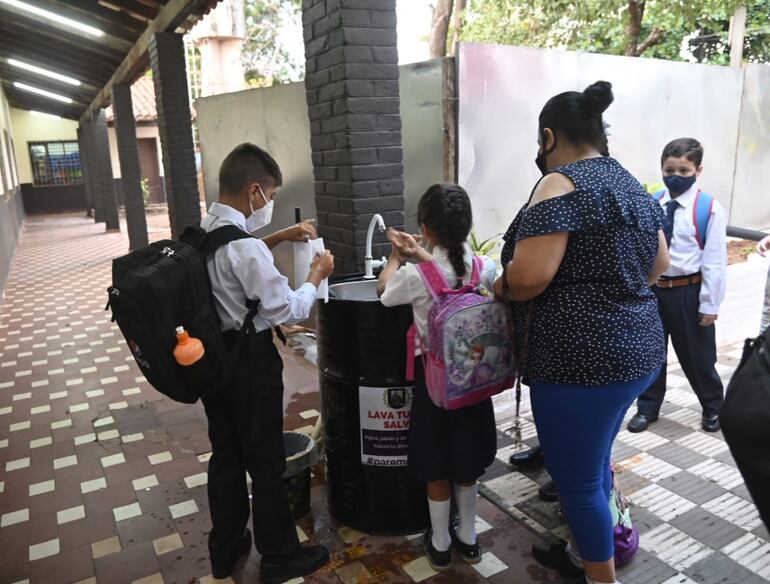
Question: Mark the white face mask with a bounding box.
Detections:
[245,186,274,233]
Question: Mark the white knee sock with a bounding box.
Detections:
[428,498,451,551]
[453,483,478,545]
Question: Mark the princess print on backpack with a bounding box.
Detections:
[416,256,514,409]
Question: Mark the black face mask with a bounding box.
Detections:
[535,136,557,175]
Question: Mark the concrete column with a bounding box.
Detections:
[149,32,200,239]
[112,83,149,250]
[93,111,121,232]
[76,126,95,218]
[82,118,104,223]
[303,0,404,274]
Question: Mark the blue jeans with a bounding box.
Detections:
[531,369,659,562]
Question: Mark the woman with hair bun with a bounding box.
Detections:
[494,81,670,584]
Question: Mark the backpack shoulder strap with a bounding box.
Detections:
[414,260,449,299]
[652,190,666,202]
[470,256,483,286]
[199,225,254,257]
[693,190,714,250]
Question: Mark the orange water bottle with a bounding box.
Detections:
[173,326,205,366]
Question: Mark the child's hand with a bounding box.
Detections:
[387,228,419,258]
[698,313,718,327]
[285,219,317,242]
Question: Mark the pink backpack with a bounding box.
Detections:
[406,257,515,410]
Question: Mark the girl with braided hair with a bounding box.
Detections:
[378,183,498,571]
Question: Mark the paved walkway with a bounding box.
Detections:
[0,214,552,584]
[483,256,770,584]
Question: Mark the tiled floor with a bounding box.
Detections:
[482,350,770,584]
[0,214,556,584]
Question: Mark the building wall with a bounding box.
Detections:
[195,59,447,281]
[107,124,164,178]
[0,88,24,304]
[9,108,86,214]
[10,108,79,184]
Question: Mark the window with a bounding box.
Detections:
[28,140,82,187]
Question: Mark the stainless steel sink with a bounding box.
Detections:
[328,279,379,302]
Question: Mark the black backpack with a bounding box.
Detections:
[720,329,770,531]
[107,225,257,404]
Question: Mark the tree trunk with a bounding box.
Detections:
[624,0,664,56]
[624,0,645,56]
[450,0,467,55]
[429,0,454,59]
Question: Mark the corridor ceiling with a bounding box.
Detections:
[0,0,220,120]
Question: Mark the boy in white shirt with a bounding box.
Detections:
[629,138,727,434]
[200,144,333,583]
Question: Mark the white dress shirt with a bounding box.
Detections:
[380,246,497,353]
[201,202,318,332]
[657,184,727,315]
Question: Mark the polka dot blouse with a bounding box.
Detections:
[501,157,667,386]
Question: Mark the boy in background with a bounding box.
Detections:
[629,138,727,434]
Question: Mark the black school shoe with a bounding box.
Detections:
[532,540,584,578]
[212,529,252,579]
[423,528,452,571]
[702,414,721,433]
[450,519,482,564]
[538,480,559,502]
[261,544,330,584]
[509,444,545,470]
[627,413,658,433]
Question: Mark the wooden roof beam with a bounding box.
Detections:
[97,0,160,21]
[49,0,149,34]
[80,0,207,124]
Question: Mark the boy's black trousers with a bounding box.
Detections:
[202,328,299,573]
[637,283,724,418]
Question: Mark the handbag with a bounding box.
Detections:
[609,467,639,567]
[720,330,770,531]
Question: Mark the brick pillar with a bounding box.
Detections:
[93,110,121,231]
[303,0,404,274]
[76,126,95,218]
[149,32,200,239]
[82,119,104,223]
[112,83,149,250]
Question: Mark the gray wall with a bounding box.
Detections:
[196,59,447,282]
[399,59,447,234]
[457,44,770,237]
[0,188,24,303]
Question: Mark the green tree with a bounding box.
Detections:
[461,0,770,64]
[242,0,304,86]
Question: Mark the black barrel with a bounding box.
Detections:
[317,275,428,535]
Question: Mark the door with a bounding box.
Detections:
[138,137,163,204]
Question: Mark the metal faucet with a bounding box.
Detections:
[363,214,387,279]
